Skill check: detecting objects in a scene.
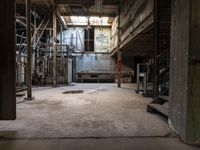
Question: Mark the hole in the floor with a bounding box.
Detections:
[62,90,84,94]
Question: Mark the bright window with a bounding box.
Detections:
[63,16,110,26]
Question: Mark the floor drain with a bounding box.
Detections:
[62,90,84,94]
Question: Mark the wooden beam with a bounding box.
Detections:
[117,6,121,88]
[49,0,67,29]
[60,23,63,73]
[26,0,33,100]
[53,4,57,87]
[0,0,16,120]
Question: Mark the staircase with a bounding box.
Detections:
[147,95,169,118]
[147,0,171,118]
[147,63,169,118]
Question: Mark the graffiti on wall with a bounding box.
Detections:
[96,32,109,44]
[95,27,111,52]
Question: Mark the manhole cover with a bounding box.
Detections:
[62,90,84,94]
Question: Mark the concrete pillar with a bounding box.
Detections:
[53,5,57,87]
[117,6,121,88]
[0,0,16,120]
[169,0,200,144]
[26,0,33,99]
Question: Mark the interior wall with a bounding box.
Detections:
[57,28,85,52]
[94,27,111,52]
[57,27,111,53]
[76,54,115,74]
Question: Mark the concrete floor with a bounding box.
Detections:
[0,83,168,138]
[0,138,199,150]
[0,83,199,149]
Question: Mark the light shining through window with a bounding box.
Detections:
[63,16,110,26]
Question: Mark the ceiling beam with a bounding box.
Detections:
[48,0,67,29]
[60,12,116,17]
[55,0,120,5]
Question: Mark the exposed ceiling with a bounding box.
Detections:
[16,0,120,26]
[59,4,118,17]
[56,0,119,17]
[16,0,119,17]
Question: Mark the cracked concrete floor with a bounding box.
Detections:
[0,84,169,138]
